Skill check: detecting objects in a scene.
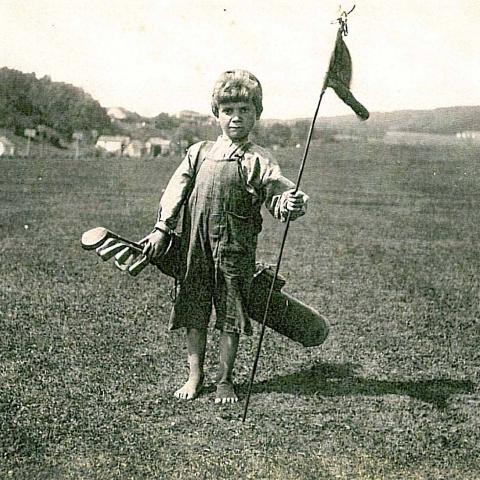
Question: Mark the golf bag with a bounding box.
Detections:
[81,226,329,347]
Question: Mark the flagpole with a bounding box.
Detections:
[242,87,327,423]
[242,5,367,422]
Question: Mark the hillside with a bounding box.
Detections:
[0,67,111,140]
[1,65,479,153]
[310,106,480,135]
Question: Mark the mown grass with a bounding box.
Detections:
[1,142,479,479]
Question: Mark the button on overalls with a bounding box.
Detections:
[169,142,262,335]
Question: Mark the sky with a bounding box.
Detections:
[1,0,479,119]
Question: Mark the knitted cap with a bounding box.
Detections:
[211,69,263,119]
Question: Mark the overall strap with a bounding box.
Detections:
[172,141,211,298]
[179,140,211,214]
[229,140,252,160]
[155,141,210,227]
[192,140,211,176]
[233,141,252,188]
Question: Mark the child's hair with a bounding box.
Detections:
[211,70,263,119]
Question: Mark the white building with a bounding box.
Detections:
[176,110,202,121]
[145,137,171,156]
[0,136,15,156]
[95,135,130,154]
[456,131,480,140]
[123,140,146,158]
[175,110,215,125]
[107,107,127,121]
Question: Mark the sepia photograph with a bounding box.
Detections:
[1,1,479,478]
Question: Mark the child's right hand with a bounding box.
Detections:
[140,229,169,261]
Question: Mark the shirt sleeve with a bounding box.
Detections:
[243,147,306,222]
[154,142,203,232]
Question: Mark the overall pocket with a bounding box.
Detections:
[225,210,258,255]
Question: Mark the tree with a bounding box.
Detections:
[291,120,310,144]
[0,67,111,140]
[154,112,180,130]
[173,123,198,148]
[266,123,292,147]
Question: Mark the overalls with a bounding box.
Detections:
[169,143,262,335]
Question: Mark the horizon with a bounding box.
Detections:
[107,103,480,122]
[2,61,479,123]
[2,62,480,124]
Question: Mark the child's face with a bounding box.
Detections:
[218,100,256,142]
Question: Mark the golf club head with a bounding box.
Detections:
[81,227,112,250]
[95,237,116,255]
[82,226,155,277]
[114,247,138,271]
[128,255,150,277]
[97,241,130,261]
[115,246,134,264]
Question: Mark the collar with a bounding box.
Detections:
[219,133,250,146]
[213,134,251,159]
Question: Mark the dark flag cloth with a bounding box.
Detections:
[323,29,369,120]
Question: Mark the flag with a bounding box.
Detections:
[324,29,369,120]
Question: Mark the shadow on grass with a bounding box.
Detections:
[239,362,475,409]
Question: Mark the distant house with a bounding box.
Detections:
[456,131,480,140]
[333,134,361,142]
[107,107,127,121]
[145,137,171,156]
[95,135,130,155]
[176,110,202,122]
[0,136,15,156]
[384,131,459,146]
[175,110,214,125]
[123,140,146,158]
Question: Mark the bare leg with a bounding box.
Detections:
[215,331,239,404]
[174,328,207,400]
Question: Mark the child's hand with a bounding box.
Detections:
[140,229,169,261]
[286,189,309,213]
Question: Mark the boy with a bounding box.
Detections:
[141,70,308,404]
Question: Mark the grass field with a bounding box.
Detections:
[1,141,479,479]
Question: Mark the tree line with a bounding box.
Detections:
[0,67,319,150]
[0,67,111,141]
[152,112,314,148]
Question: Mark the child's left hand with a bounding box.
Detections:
[286,189,309,213]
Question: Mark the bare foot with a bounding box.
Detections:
[215,381,238,404]
[174,376,204,400]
